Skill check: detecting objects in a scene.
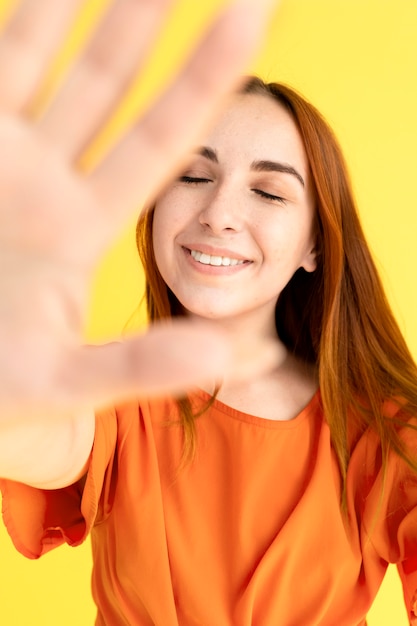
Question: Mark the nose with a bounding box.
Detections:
[198,183,243,234]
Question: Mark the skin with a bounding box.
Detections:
[153,93,318,420]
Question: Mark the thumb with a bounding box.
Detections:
[57,319,280,408]
[58,320,233,407]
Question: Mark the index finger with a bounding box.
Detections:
[90,0,278,235]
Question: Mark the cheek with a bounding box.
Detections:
[151,210,162,257]
[153,196,176,241]
[152,205,171,271]
[153,191,187,234]
[260,220,314,268]
[152,198,186,281]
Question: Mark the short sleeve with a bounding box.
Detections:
[0,407,117,559]
[347,398,417,624]
[367,419,417,625]
[393,473,417,625]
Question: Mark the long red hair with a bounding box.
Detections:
[137,77,417,497]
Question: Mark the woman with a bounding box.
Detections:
[2,2,417,625]
[4,73,417,624]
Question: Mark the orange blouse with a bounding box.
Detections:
[2,390,417,625]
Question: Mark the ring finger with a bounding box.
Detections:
[37,0,175,160]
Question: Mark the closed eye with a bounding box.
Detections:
[180,176,212,184]
[252,189,286,204]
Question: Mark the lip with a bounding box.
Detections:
[181,244,252,275]
[181,243,250,262]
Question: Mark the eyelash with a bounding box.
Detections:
[252,189,286,204]
[179,177,286,205]
[179,176,211,184]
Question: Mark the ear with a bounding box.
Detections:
[300,243,318,273]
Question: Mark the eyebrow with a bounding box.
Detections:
[196,146,218,162]
[251,160,305,188]
[195,146,305,188]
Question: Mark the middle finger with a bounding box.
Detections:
[37,0,174,159]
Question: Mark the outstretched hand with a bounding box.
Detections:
[0,0,277,416]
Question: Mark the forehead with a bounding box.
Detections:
[203,93,308,171]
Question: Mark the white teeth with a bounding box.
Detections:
[190,249,245,266]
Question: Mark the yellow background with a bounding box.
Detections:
[0,0,416,623]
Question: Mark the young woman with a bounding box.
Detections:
[3,72,417,624]
[2,2,417,626]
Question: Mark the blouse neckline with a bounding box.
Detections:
[193,388,321,429]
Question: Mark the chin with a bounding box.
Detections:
[181,304,235,321]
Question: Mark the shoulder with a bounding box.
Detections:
[347,397,417,517]
[94,395,181,439]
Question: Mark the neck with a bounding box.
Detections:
[184,310,290,395]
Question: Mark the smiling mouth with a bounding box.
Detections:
[190,249,248,267]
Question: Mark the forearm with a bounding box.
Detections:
[0,409,94,489]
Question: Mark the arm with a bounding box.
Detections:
[0,0,278,484]
[0,410,94,489]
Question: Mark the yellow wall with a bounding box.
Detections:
[0,0,416,623]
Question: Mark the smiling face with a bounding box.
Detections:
[152,93,317,333]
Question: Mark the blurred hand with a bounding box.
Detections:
[0,0,278,416]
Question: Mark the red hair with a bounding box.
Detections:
[137,77,417,498]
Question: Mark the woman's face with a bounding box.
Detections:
[152,93,317,330]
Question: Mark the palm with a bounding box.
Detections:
[0,0,276,414]
[0,115,96,412]
[0,117,99,262]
